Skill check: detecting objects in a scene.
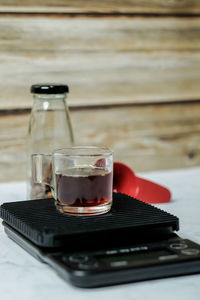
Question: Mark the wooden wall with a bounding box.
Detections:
[0,1,200,182]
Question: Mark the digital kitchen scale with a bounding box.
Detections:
[0,193,200,288]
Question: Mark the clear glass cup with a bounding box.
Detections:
[32,146,113,216]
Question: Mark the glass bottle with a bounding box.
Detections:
[26,84,74,199]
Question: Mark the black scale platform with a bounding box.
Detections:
[0,193,179,248]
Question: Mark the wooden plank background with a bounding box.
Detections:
[1,102,200,182]
[0,0,200,182]
[0,1,200,14]
[1,16,200,109]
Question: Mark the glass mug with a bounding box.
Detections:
[32,146,113,216]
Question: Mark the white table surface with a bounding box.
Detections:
[0,167,200,300]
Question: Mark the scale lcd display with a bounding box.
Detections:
[98,249,171,267]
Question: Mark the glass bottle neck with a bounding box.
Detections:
[30,92,74,144]
[32,93,67,111]
[33,93,67,101]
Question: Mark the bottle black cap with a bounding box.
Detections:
[31,84,69,94]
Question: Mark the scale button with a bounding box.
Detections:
[181,248,200,256]
[110,261,128,267]
[159,254,178,261]
[119,248,130,253]
[68,254,90,264]
[105,249,118,255]
[169,243,188,250]
[78,257,99,270]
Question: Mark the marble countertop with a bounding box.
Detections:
[0,167,200,300]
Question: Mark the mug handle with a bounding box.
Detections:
[31,154,55,193]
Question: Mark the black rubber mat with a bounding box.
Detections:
[0,193,179,247]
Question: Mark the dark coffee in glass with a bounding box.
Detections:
[56,166,112,210]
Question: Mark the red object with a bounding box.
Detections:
[113,162,171,204]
